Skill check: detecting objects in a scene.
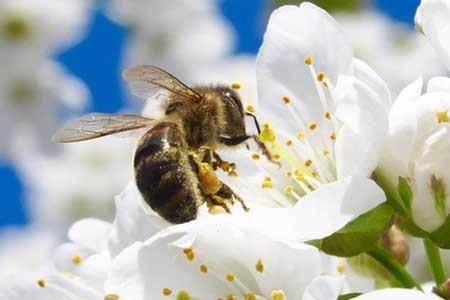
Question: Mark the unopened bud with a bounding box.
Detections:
[382,225,410,265]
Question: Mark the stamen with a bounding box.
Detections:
[226,273,236,282]
[200,264,208,273]
[323,149,329,156]
[317,72,325,82]
[337,263,345,273]
[183,248,195,261]
[245,293,257,300]
[296,131,306,140]
[162,288,172,296]
[226,295,237,300]
[271,290,286,300]
[261,177,273,189]
[330,132,336,141]
[308,122,317,131]
[304,159,313,167]
[304,55,313,65]
[177,291,192,300]
[324,112,332,120]
[282,96,291,104]
[105,294,120,300]
[285,139,293,146]
[71,254,83,265]
[255,259,264,273]
[251,153,260,160]
[436,111,449,123]
[231,82,241,90]
[246,105,256,113]
[37,279,46,288]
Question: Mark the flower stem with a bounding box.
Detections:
[423,237,447,287]
[367,245,422,290]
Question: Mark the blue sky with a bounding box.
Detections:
[0,0,421,228]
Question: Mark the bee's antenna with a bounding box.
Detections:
[245,112,261,135]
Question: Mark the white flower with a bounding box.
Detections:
[378,76,450,231]
[105,217,345,300]
[415,0,450,71]
[13,136,134,232]
[0,60,89,159]
[353,288,441,300]
[0,0,92,60]
[336,10,445,97]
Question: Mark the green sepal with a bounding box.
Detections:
[307,204,394,257]
[337,293,362,300]
[397,177,412,215]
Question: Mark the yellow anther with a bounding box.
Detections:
[271,290,286,300]
[255,259,264,273]
[324,112,332,120]
[309,122,317,130]
[304,55,313,65]
[226,295,237,300]
[284,185,294,194]
[296,131,306,140]
[37,279,46,288]
[231,82,241,90]
[311,172,318,178]
[245,293,257,300]
[200,264,208,273]
[282,96,291,104]
[285,139,293,146]
[317,72,325,82]
[226,273,235,282]
[337,263,345,273]
[105,294,120,300]
[304,159,313,167]
[285,171,292,178]
[323,149,329,156]
[251,153,260,160]
[71,254,83,265]
[260,123,276,143]
[162,288,172,296]
[177,291,191,300]
[246,105,256,113]
[330,132,336,140]
[183,248,195,261]
[272,153,281,160]
[436,110,449,123]
[261,177,273,189]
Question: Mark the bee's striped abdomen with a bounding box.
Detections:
[134,122,201,223]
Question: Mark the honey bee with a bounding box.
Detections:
[53,65,274,224]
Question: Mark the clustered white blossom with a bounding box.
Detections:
[3,0,450,299]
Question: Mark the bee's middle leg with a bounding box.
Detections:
[216,182,249,212]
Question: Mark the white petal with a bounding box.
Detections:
[418,0,450,70]
[107,181,165,258]
[335,76,389,178]
[302,275,344,300]
[379,78,423,182]
[68,218,111,253]
[354,288,441,299]
[427,76,450,93]
[352,58,391,109]
[256,2,353,129]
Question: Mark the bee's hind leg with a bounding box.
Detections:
[216,182,249,212]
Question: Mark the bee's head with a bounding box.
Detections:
[217,86,246,138]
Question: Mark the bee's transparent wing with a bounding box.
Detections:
[53,113,154,143]
[122,65,202,103]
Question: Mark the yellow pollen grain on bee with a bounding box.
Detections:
[304,55,313,65]
[285,139,293,146]
[37,278,46,288]
[324,112,332,120]
[209,205,227,215]
[226,273,235,282]
[199,264,208,273]
[183,248,195,261]
[296,131,306,140]
[271,290,286,300]
[162,288,172,296]
[228,170,238,177]
[251,153,260,160]
[323,149,329,156]
[309,122,317,130]
[71,254,83,265]
[245,293,256,300]
[231,82,241,90]
[282,96,291,104]
[104,294,120,300]
[246,105,256,113]
[330,132,336,141]
[436,110,449,123]
[337,263,346,273]
[255,259,264,273]
[304,159,313,167]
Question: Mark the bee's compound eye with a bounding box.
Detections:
[222,88,243,115]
